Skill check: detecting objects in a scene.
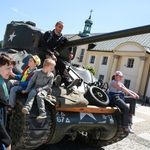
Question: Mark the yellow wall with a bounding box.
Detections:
[70,37,150,96]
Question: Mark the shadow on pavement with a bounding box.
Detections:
[35,136,104,150]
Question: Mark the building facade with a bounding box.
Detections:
[67,13,150,98]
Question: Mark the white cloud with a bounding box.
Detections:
[10,7,28,17]
[11,7,18,12]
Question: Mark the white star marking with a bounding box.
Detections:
[80,112,96,121]
[8,31,16,42]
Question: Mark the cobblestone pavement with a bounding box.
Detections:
[102,102,150,150]
[36,102,150,150]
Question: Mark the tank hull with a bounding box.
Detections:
[49,108,118,144]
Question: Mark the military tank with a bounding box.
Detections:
[1,21,149,150]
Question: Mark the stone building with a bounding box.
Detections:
[66,12,150,98]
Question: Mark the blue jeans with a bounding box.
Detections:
[0,143,6,150]
[7,79,23,106]
[112,95,136,127]
[25,88,47,116]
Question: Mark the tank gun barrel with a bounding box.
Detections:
[62,24,150,47]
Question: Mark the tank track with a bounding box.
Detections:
[7,94,55,150]
[77,113,128,147]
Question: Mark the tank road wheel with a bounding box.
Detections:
[77,112,128,147]
[84,86,109,107]
[7,93,55,150]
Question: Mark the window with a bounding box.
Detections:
[127,58,134,68]
[99,74,104,80]
[124,79,130,88]
[90,56,95,64]
[78,49,85,62]
[102,56,108,65]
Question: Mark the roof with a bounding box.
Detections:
[64,33,104,39]
[64,34,75,39]
[90,32,150,52]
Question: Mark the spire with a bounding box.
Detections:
[79,10,93,37]
[89,9,93,19]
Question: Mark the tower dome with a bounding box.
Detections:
[79,10,93,37]
[85,15,93,24]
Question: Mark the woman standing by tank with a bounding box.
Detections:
[109,71,139,133]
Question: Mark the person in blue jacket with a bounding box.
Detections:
[7,55,41,114]
[0,53,16,150]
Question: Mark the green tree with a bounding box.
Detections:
[84,65,96,76]
[0,41,2,48]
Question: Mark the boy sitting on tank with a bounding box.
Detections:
[7,55,41,114]
[22,58,56,120]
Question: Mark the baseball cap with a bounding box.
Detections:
[31,55,41,66]
[114,71,123,76]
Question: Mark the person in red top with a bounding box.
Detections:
[7,55,41,114]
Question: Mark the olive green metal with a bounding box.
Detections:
[62,25,150,47]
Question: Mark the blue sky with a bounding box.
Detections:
[1,0,150,40]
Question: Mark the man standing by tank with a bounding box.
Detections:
[42,21,79,88]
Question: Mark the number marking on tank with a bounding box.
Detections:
[56,111,70,123]
[102,115,113,119]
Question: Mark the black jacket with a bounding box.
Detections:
[42,30,72,56]
[0,120,11,148]
[0,84,11,148]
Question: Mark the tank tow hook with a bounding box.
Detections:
[94,129,101,139]
[66,130,77,141]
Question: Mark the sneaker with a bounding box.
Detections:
[22,107,29,115]
[36,115,47,120]
[55,75,61,86]
[129,116,133,125]
[124,126,134,134]
[66,79,79,88]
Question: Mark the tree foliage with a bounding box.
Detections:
[84,65,96,76]
[0,41,2,48]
